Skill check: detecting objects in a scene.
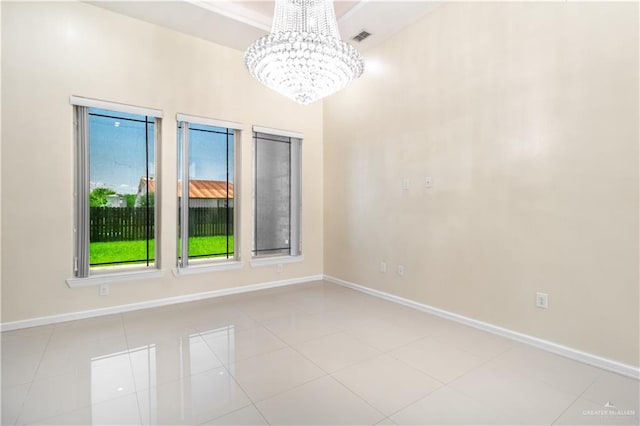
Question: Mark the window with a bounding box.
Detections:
[253,127,302,258]
[177,114,242,268]
[72,97,161,278]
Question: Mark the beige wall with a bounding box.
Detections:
[324,2,639,366]
[2,0,638,368]
[1,1,323,322]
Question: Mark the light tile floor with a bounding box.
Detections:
[2,281,639,425]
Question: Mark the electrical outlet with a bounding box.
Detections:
[536,292,548,309]
[397,265,405,276]
[401,178,410,190]
[99,283,110,296]
[380,261,387,273]
[425,176,433,188]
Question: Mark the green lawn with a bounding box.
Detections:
[185,235,234,259]
[90,236,233,266]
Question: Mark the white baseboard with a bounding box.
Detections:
[1,274,324,332]
[324,275,640,380]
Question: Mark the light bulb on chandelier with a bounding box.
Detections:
[244,0,364,105]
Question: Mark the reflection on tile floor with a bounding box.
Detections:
[2,280,639,425]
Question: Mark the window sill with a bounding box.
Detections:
[172,260,244,276]
[66,269,163,288]
[250,255,304,267]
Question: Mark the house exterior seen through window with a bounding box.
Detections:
[177,118,239,267]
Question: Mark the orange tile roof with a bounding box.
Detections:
[141,177,233,199]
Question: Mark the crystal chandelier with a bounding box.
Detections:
[244,0,364,105]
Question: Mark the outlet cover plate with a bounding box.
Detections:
[99,283,110,296]
[536,292,549,309]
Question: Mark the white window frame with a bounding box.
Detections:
[251,126,303,265]
[68,96,162,285]
[176,113,243,272]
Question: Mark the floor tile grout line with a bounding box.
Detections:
[120,312,145,426]
[288,328,384,358]
[196,400,272,426]
[252,402,272,426]
[429,332,517,360]
[258,321,293,349]
[130,354,253,424]
[381,350,504,418]
[10,316,138,425]
[195,400,256,425]
[550,382,599,425]
[23,323,56,381]
[241,310,296,324]
[549,370,605,426]
[372,383,452,423]
[447,342,607,411]
[276,316,382,376]
[326,348,450,396]
[351,328,436,356]
[260,319,347,347]
[242,363,330,405]
[323,374,388,423]
[274,330,388,422]
[444,356,590,426]
[228,307,333,403]
[383,347,452,385]
[13,323,57,425]
[25,392,145,426]
[217,335,337,422]
[195,297,331,422]
[220,342,301,368]
[329,366,439,422]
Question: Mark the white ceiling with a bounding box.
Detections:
[89,1,440,52]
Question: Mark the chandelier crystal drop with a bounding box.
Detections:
[244,0,364,105]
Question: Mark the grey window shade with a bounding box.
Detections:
[253,132,301,257]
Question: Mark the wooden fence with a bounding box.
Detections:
[90,207,232,242]
[185,207,233,238]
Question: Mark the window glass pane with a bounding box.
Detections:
[88,108,155,267]
[178,123,234,262]
[254,135,291,256]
